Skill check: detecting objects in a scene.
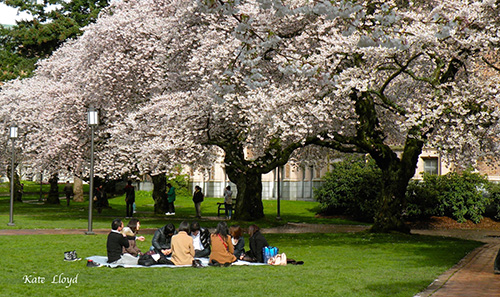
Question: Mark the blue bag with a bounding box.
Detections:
[263,246,279,264]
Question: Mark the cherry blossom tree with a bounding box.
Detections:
[1,0,500,231]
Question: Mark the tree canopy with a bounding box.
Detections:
[1,0,499,229]
[0,0,110,81]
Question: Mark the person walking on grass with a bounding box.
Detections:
[165,183,176,216]
[192,185,204,218]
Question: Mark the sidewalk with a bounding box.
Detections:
[413,229,500,297]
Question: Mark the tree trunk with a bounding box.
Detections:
[370,167,410,233]
[7,166,22,202]
[46,173,60,204]
[369,136,424,233]
[14,170,22,202]
[227,169,264,221]
[73,176,84,202]
[152,173,167,214]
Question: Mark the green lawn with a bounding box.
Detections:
[0,183,363,230]
[0,232,481,297]
[0,182,485,296]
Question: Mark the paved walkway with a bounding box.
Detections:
[412,229,500,297]
[1,224,499,296]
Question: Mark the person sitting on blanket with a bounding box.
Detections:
[190,221,211,258]
[106,218,138,265]
[127,218,145,242]
[170,221,195,265]
[209,221,237,266]
[229,225,245,259]
[240,224,268,263]
[121,227,142,257]
[151,223,176,257]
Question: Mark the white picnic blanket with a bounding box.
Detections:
[86,256,265,268]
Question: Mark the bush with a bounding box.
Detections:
[405,171,491,223]
[484,182,500,220]
[314,155,381,222]
[167,173,190,197]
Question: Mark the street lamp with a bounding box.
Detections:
[8,125,18,226]
[86,108,98,235]
[276,166,281,221]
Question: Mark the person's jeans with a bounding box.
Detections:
[126,202,134,217]
[225,203,232,218]
[168,202,175,214]
[194,202,201,217]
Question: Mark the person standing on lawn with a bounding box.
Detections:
[63,181,73,206]
[124,180,135,218]
[95,185,106,214]
[192,185,204,218]
[223,185,233,219]
[165,183,176,215]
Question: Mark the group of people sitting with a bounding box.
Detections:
[106,218,270,267]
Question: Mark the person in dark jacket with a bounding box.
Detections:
[241,224,268,263]
[124,180,135,218]
[190,221,211,258]
[106,218,137,265]
[63,181,73,206]
[230,225,245,258]
[151,223,176,256]
[192,185,204,218]
[95,185,107,214]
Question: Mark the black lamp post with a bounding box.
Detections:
[8,125,18,226]
[276,166,281,221]
[86,108,98,235]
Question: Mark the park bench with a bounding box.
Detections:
[217,198,236,217]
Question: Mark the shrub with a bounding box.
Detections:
[405,171,490,223]
[167,173,190,197]
[484,182,500,220]
[314,155,381,222]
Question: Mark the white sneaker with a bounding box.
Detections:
[171,213,175,216]
[165,212,171,215]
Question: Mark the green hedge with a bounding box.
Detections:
[314,156,380,222]
[406,171,491,223]
[315,156,497,223]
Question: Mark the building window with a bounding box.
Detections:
[423,157,439,175]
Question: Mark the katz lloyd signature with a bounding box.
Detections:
[23,273,79,288]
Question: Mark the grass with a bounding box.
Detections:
[0,182,485,296]
[0,232,481,297]
[0,181,364,230]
